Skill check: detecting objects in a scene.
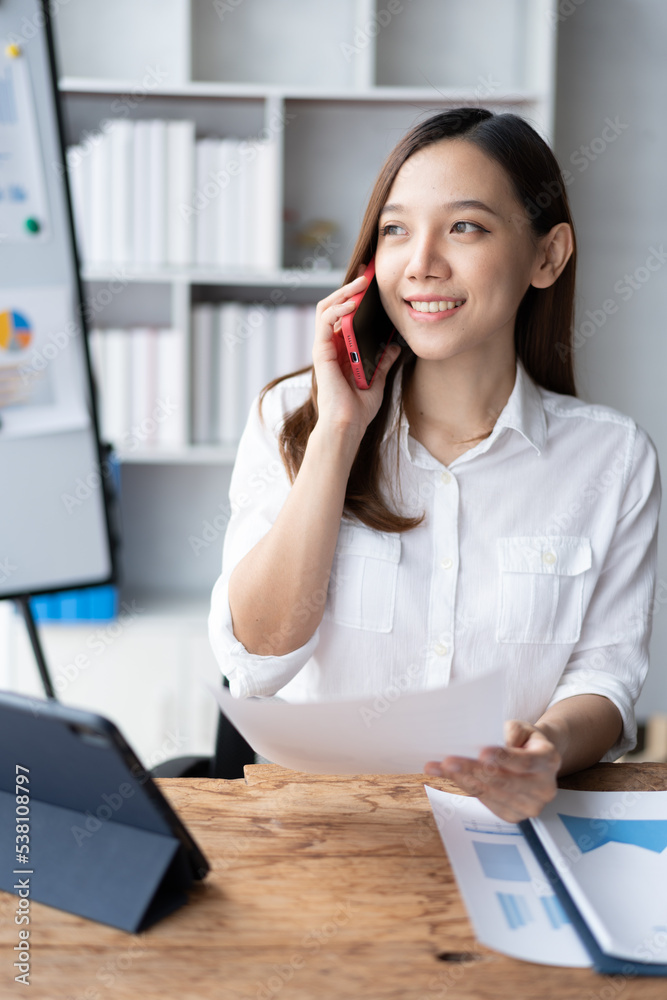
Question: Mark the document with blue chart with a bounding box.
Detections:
[424,785,591,966]
[525,788,667,973]
[426,785,667,973]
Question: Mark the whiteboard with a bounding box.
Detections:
[0,0,113,598]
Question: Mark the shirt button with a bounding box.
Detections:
[542,551,557,566]
[440,557,454,570]
[433,642,449,656]
[440,470,452,485]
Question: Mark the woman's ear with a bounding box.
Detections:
[530,222,574,289]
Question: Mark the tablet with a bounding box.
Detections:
[0,689,209,931]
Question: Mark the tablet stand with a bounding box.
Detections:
[0,791,197,932]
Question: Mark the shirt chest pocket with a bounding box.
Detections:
[325,522,401,632]
[496,536,591,644]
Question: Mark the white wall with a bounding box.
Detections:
[553,0,667,717]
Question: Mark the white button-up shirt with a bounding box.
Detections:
[208,360,661,760]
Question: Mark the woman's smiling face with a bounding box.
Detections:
[374,139,546,364]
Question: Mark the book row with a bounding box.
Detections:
[88,326,188,451]
[67,119,280,270]
[190,302,316,445]
[87,302,316,450]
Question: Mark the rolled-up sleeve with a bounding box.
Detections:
[207,379,321,698]
[546,425,661,759]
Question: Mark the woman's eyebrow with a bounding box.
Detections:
[379,199,500,218]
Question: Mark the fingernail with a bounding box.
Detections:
[446,762,461,772]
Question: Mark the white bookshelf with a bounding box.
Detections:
[1,0,558,764]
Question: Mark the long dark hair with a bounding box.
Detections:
[259,107,577,532]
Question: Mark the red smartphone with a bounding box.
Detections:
[340,257,396,389]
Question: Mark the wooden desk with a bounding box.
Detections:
[2,762,666,999]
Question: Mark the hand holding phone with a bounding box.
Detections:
[340,257,397,389]
[311,264,401,442]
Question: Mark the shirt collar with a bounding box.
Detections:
[494,358,547,456]
[381,356,547,461]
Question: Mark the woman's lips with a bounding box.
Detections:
[404,299,466,321]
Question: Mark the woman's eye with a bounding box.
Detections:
[380,221,487,237]
[452,221,485,234]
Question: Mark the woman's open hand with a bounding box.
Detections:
[424,720,561,823]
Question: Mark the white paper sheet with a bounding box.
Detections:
[207,668,504,775]
[424,785,592,967]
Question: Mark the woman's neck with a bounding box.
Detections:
[403,349,517,464]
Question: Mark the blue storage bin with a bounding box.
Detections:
[29,584,118,622]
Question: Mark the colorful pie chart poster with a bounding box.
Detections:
[0,284,89,439]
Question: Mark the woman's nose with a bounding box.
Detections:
[405,236,452,280]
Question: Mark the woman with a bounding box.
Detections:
[209,107,660,822]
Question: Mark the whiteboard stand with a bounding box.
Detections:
[15,596,56,699]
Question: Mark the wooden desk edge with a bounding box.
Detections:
[233,759,667,791]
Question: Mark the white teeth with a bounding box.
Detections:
[409,300,463,312]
